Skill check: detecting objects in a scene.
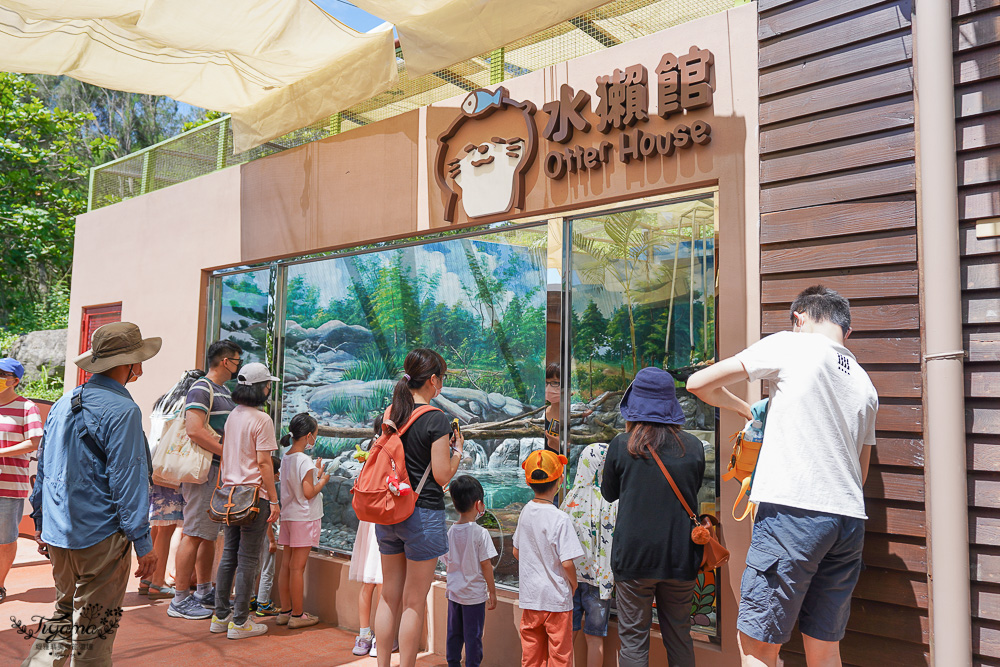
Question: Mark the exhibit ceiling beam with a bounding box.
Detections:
[0,0,398,153]
[350,0,610,78]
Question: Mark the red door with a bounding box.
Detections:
[78,304,122,385]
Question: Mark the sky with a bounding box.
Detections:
[312,0,387,33]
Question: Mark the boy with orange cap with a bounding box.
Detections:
[513,449,584,667]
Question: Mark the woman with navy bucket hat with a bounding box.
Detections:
[600,367,705,667]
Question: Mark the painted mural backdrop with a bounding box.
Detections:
[278,226,548,587]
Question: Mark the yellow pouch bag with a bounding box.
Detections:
[722,398,769,521]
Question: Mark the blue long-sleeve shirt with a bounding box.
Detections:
[30,373,152,557]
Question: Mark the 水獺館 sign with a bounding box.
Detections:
[435,45,716,223]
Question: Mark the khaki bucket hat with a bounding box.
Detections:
[74,322,162,374]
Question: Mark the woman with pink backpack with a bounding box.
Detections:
[363,348,465,667]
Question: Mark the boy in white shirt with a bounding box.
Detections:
[688,285,878,667]
[443,475,498,667]
[513,450,585,667]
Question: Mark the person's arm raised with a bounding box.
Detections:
[431,428,462,487]
[686,357,754,421]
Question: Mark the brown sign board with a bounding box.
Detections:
[432,46,717,224]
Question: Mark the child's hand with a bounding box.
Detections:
[269,539,277,554]
[315,458,324,472]
[487,590,497,611]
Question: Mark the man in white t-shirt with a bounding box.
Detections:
[688,286,878,667]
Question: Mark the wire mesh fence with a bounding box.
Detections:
[89,0,738,210]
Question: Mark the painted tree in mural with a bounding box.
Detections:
[574,301,608,398]
[572,210,663,374]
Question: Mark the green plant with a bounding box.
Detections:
[19,365,65,401]
[341,352,402,382]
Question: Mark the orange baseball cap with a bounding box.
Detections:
[522,449,568,484]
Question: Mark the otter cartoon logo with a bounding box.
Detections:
[435,87,538,222]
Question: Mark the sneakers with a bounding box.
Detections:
[210,613,232,634]
[227,619,268,640]
[167,595,213,620]
[255,600,279,617]
[353,634,373,656]
[287,612,319,629]
[249,596,258,613]
[195,587,216,609]
[276,610,291,626]
[370,638,400,657]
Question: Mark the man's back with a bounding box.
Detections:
[34,374,149,551]
[736,331,878,519]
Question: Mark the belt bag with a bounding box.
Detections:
[208,468,261,526]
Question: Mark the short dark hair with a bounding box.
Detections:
[207,340,243,368]
[545,363,560,382]
[450,475,485,513]
[528,468,559,495]
[790,285,851,336]
[231,380,270,407]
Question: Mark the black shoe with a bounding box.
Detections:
[0,587,6,603]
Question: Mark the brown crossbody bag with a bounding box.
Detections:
[649,449,730,573]
[208,465,262,526]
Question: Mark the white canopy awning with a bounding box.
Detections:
[0,0,398,152]
[350,0,609,78]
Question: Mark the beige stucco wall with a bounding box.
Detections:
[65,166,244,424]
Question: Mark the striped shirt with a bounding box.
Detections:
[0,396,43,498]
[184,378,235,463]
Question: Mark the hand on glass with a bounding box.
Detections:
[134,551,157,580]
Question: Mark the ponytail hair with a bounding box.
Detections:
[281,412,318,447]
[387,348,447,432]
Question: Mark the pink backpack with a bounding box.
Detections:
[351,405,442,525]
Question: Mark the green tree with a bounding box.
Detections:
[0,73,114,329]
[575,301,608,398]
[27,75,205,158]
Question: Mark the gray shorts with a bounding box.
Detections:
[0,497,24,544]
[180,460,222,541]
[738,502,864,644]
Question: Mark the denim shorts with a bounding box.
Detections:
[738,503,865,644]
[375,507,447,561]
[572,582,611,637]
[0,497,25,544]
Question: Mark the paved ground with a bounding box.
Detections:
[1,535,443,666]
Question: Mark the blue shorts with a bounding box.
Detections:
[0,497,25,544]
[375,507,447,561]
[572,582,611,637]
[738,503,864,644]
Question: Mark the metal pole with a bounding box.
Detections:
[913,1,972,665]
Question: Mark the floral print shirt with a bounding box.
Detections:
[560,443,617,599]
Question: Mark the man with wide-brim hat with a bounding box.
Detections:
[24,322,161,667]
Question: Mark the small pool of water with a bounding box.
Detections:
[464,468,534,509]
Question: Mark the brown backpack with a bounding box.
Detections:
[351,404,442,525]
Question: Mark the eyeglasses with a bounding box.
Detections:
[545,381,560,388]
[0,371,16,379]
[225,357,242,366]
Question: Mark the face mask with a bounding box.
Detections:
[545,386,560,404]
[304,434,317,452]
[125,364,138,384]
[476,505,485,521]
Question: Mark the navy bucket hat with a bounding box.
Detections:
[619,367,686,426]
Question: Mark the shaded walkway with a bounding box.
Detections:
[1,535,442,666]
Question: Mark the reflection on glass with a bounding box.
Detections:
[278,226,548,589]
[219,270,271,366]
[567,198,719,636]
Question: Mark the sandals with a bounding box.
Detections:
[0,586,7,603]
[147,585,176,600]
[138,579,151,596]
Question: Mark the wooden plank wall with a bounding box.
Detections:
[756,0,928,665]
[954,1,1000,664]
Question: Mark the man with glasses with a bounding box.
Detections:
[168,340,243,620]
[0,358,42,604]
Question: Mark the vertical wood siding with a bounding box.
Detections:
[757,0,928,664]
[954,1,1000,664]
